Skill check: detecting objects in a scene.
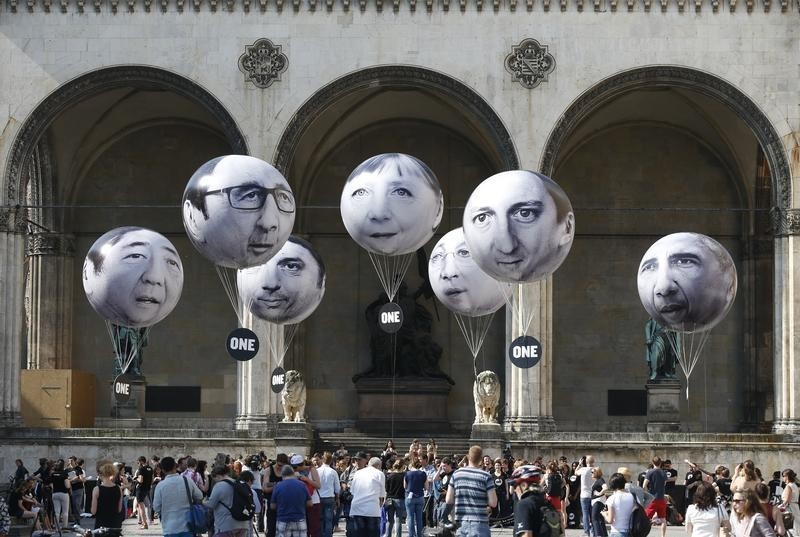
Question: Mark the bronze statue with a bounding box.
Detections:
[112,324,148,378]
[645,317,679,381]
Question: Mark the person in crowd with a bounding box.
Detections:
[150,461,163,524]
[732,461,760,493]
[13,459,29,490]
[270,464,311,537]
[315,452,341,537]
[335,456,353,533]
[714,466,733,507]
[242,456,264,532]
[590,467,608,537]
[617,467,654,508]
[491,458,510,521]
[445,445,497,537]
[196,460,209,496]
[153,456,203,537]
[206,464,250,537]
[0,495,10,537]
[685,481,730,537]
[510,465,549,537]
[381,442,398,462]
[67,457,86,520]
[92,462,123,530]
[404,458,428,537]
[240,471,261,537]
[384,459,406,537]
[755,483,786,537]
[134,455,154,529]
[49,459,72,530]
[779,469,800,523]
[421,454,438,527]
[264,454,289,537]
[7,479,40,524]
[576,455,597,537]
[730,490,775,537]
[603,473,636,537]
[291,456,321,537]
[433,458,454,526]
[348,454,385,537]
[643,456,668,537]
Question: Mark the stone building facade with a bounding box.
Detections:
[0,0,798,441]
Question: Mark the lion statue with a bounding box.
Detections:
[473,370,501,424]
[281,370,306,423]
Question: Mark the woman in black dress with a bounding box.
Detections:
[91,463,122,529]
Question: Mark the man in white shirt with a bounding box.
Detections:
[314,452,341,537]
[347,455,385,537]
[576,455,596,537]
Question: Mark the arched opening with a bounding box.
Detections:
[275,66,518,431]
[543,67,781,432]
[10,66,246,425]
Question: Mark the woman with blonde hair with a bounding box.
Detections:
[91,462,123,530]
[729,489,775,537]
[731,460,760,493]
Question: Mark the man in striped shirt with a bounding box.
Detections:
[445,445,498,537]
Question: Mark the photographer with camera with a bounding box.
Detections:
[444,446,497,537]
[433,458,454,526]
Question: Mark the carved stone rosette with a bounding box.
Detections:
[238,38,289,89]
[504,38,556,89]
[770,208,800,237]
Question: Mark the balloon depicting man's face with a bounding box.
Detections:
[429,228,509,317]
[463,170,575,283]
[340,153,444,256]
[637,232,737,333]
[238,236,326,325]
[182,155,296,269]
[83,227,184,328]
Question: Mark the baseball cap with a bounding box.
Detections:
[290,455,305,466]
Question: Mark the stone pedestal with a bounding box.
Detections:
[275,422,314,455]
[355,377,452,433]
[110,379,145,427]
[646,380,681,432]
[470,423,504,459]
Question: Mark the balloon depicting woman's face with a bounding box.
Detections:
[83,227,184,328]
[182,155,296,269]
[340,153,444,256]
[637,232,737,333]
[463,170,575,283]
[429,228,509,317]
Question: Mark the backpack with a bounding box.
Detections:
[536,494,562,537]
[221,479,256,521]
[545,472,563,496]
[629,494,652,537]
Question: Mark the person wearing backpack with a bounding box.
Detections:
[511,465,561,537]
[206,464,252,537]
[602,473,637,537]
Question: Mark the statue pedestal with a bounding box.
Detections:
[470,423,504,459]
[355,377,452,433]
[110,379,145,426]
[646,380,681,432]
[275,422,314,455]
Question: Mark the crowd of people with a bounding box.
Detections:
[2,445,799,537]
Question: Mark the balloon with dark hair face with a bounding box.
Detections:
[340,153,444,256]
[463,170,575,284]
[428,228,509,317]
[182,155,296,269]
[637,232,737,333]
[238,236,326,325]
[82,227,184,328]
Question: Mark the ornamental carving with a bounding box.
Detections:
[770,208,800,237]
[26,232,76,256]
[504,38,555,90]
[0,206,27,234]
[238,39,288,89]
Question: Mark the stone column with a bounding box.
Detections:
[25,232,75,370]
[235,316,283,430]
[772,211,800,433]
[0,208,27,426]
[503,278,556,435]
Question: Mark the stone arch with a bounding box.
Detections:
[273,65,519,177]
[4,65,248,204]
[540,66,792,210]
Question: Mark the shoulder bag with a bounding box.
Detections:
[183,476,210,535]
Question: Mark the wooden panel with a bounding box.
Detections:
[21,369,96,428]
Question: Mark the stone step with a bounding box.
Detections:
[315,432,474,458]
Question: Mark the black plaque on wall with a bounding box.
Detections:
[145,386,202,412]
[607,390,647,416]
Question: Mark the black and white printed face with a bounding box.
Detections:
[637,232,737,333]
[340,153,443,256]
[183,155,295,269]
[83,227,184,327]
[429,228,508,317]
[463,170,574,284]
[238,239,325,325]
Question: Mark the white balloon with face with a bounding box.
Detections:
[238,237,326,325]
[340,153,444,256]
[83,227,184,328]
[182,155,296,269]
[429,228,509,317]
[637,232,737,333]
[463,170,575,284]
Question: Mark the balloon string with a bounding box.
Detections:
[367,252,414,302]
[454,312,495,375]
[105,322,150,375]
[216,266,244,325]
[666,326,711,402]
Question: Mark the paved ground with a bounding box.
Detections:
[62,517,691,537]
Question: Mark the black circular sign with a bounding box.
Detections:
[508,335,542,368]
[113,373,133,403]
[226,328,260,361]
[378,302,403,334]
[270,367,286,394]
